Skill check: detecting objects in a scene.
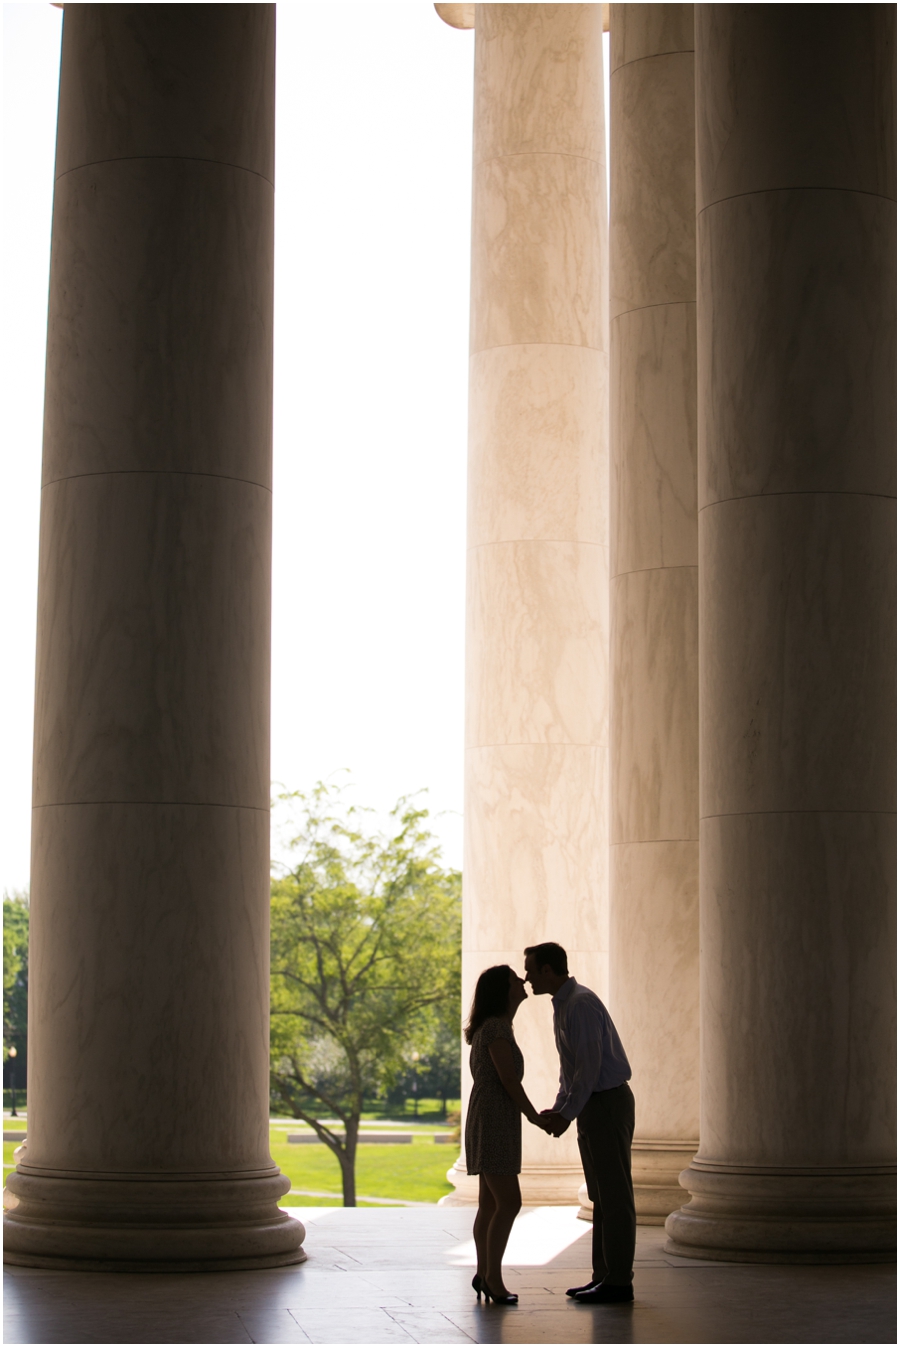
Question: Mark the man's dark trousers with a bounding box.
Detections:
[576,1082,636,1285]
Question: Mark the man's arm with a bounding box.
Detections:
[551,997,603,1122]
[541,1053,572,1135]
[550,1058,568,1115]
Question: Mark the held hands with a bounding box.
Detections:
[539,1109,571,1138]
[526,1108,570,1136]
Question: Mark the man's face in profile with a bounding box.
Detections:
[524,953,556,996]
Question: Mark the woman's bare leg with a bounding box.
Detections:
[473,1174,496,1283]
[481,1172,522,1295]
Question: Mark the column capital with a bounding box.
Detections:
[434,4,474,29]
[435,6,611,34]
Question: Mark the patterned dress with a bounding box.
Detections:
[465,1015,524,1175]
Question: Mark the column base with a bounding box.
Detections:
[3,1167,306,1271]
[439,1154,584,1205]
[577,1142,699,1224]
[665,1161,896,1264]
[438,1155,478,1205]
[634,1141,698,1225]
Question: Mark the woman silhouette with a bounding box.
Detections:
[464,964,549,1304]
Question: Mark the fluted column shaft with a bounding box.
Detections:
[608,3,699,1224]
[4,4,304,1270]
[451,1,609,1204]
[666,3,896,1262]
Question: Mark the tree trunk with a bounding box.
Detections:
[340,1118,359,1207]
[339,1154,356,1207]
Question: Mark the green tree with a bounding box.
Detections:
[419,1016,462,1117]
[3,889,29,1069]
[387,1009,461,1117]
[270,784,461,1205]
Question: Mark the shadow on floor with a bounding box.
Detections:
[3,1207,896,1344]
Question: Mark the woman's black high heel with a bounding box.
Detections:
[472,1274,484,1300]
[481,1281,518,1305]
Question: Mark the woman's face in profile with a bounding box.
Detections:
[507,969,528,1013]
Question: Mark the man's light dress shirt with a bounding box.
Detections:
[551,977,632,1121]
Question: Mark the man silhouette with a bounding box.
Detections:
[523,941,636,1304]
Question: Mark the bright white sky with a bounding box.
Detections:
[1,3,609,894]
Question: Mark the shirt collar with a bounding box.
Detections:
[551,976,577,1010]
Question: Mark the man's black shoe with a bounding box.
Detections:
[565,1280,602,1298]
[574,1283,634,1304]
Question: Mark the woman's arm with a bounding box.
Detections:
[488,1037,549,1128]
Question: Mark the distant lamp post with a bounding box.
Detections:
[411,1051,420,1118]
[8,1045,18,1118]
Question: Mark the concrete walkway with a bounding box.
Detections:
[286,1189,432,1207]
[3,1206,895,1344]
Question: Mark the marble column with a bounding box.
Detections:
[441,2,609,1204]
[3,5,305,1270]
[666,5,896,1262]
[607,4,699,1224]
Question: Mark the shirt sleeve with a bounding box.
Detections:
[552,1064,568,1115]
[555,998,604,1120]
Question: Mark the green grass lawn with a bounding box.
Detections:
[364,1099,460,1122]
[270,1132,456,1205]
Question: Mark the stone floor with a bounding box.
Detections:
[3,1206,895,1344]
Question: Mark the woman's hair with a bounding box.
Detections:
[464,964,513,1043]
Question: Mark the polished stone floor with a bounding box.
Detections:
[3,1206,895,1344]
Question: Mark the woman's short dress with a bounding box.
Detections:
[465,1015,524,1176]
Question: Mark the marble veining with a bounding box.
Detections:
[610,51,695,318]
[7,5,303,1270]
[470,153,606,355]
[474,5,605,165]
[464,744,607,957]
[55,5,275,181]
[610,838,699,1142]
[700,810,896,1167]
[698,191,896,508]
[43,160,273,488]
[611,2,694,73]
[700,493,895,819]
[674,5,897,1260]
[467,344,607,548]
[6,1209,897,1343]
[695,6,895,210]
[611,565,698,845]
[611,302,697,575]
[27,801,272,1175]
[607,4,700,1223]
[466,541,607,749]
[33,474,271,811]
[457,6,609,1209]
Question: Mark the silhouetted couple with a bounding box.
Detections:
[463,942,635,1306]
